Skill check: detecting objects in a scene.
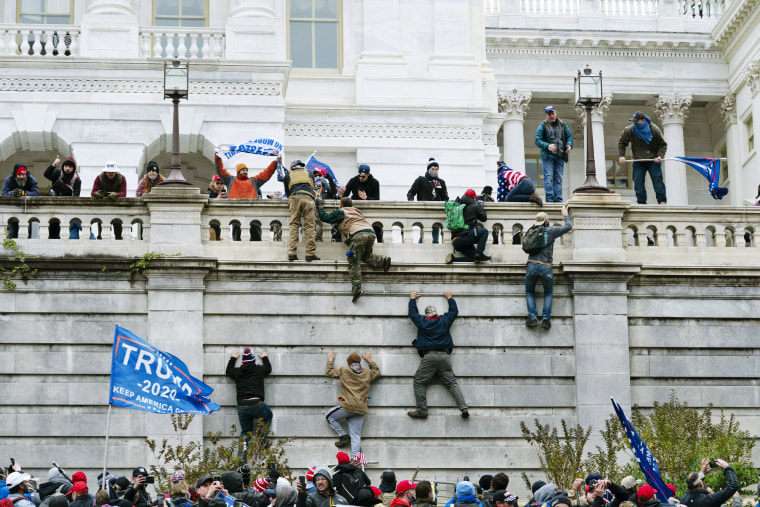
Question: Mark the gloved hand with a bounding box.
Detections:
[11,188,27,197]
[106,192,119,200]
[94,190,105,198]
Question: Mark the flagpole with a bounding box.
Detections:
[627,158,727,162]
[102,404,112,495]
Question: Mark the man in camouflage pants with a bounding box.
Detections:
[318,197,391,303]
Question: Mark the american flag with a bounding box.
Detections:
[352,452,367,467]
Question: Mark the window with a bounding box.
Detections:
[18,0,72,24]
[606,157,631,189]
[746,116,755,152]
[289,0,340,69]
[524,155,542,186]
[154,0,207,27]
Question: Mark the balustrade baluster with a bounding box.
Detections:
[189,33,199,59]
[152,33,163,58]
[140,33,151,57]
[200,33,210,59]
[0,30,6,56]
[32,29,43,55]
[19,30,31,55]
[67,31,78,55]
[44,31,54,56]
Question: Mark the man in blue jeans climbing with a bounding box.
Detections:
[526,206,573,330]
[226,347,273,457]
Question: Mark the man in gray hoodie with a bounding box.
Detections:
[296,469,348,507]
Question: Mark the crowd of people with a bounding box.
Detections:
[0,457,745,507]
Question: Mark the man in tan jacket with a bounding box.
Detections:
[325,352,381,458]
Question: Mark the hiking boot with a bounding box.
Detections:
[383,257,392,272]
[525,318,539,327]
[352,290,364,303]
[473,253,491,262]
[541,319,551,329]
[445,253,454,264]
[529,194,543,206]
[335,435,351,448]
[461,408,470,419]
[407,410,428,419]
[288,254,298,261]
[305,255,320,261]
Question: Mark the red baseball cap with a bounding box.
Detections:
[637,485,656,503]
[15,166,27,176]
[396,480,417,495]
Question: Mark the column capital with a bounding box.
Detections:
[497,89,531,120]
[655,93,692,126]
[743,61,760,96]
[574,105,586,136]
[720,94,737,125]
[591,94,613,122]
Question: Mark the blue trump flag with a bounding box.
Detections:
[611,398,670,503]
[109,325,220,415]
[306,155,340,188]
[673,157,729,200]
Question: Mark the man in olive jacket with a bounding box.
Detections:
[325,352,381,457]
[618,111,668,205]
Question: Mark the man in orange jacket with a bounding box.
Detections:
[214,153,279,199]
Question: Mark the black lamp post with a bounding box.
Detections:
[159,59,193,186]
[573,66,611,194]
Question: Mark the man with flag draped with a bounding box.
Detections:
[618,111,668,205]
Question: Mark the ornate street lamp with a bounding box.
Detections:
[159,59,193,186]
[573,65,611,194]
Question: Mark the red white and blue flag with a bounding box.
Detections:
[673,157,728,200]
[306,155,340,188]
[352,451,367,467]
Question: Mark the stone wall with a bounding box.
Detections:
[2,192,760,497]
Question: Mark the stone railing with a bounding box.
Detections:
[2,197,758,266]
[0,24,80,57]
[139,27,225,60]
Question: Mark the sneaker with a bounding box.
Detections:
[407,410,428,419]
[525,318,539,327]
[383,257,392,272]
[541,319,551,329]
[658,201,667,205]
[529,194,543,206]
[445,253,454,264]
[334,435,351,448]
[288,254,298,261]
[352,290,364,303]
[461,408,470,419]
[473,253,491,262]
[305,255,320,261]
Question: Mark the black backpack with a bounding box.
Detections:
[522,224,548,255]
[333,468,367,503]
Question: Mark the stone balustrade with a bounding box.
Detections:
[0,24,80,57]
[2,196,758,266]
[138,27,225,60]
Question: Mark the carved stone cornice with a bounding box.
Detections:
[497,89,531,121]
[719,94,737,125]
[743,62,760,96]
[655,93,692,125]
[284,124,482,140]
[0,78,282,96]
[713,0,760,49]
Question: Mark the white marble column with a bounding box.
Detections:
[575,95,612,189]
[360,0,402,60]
[720,95,741,206]
[80,0,137,57]
[745,63,760,202]
[430,0,475,68]
[655,93,692,205]
[497,89,531,172]
[225,0,283,61]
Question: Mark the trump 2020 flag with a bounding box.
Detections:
[217,138,282,160]
[611,398,670,503]
[109,325,220,415]
[306,155,339,188]
[673,157,729,200]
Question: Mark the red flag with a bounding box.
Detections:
[352,452,367,467]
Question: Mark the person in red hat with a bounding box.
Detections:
[446,189,490,263]
[332,452,371,504]
[389,481,417,507]
[226,347,273,459]
[3,163,40,238]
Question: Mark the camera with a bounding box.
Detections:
[212,471,221,484]
[145,476,155,484]
[709,460,719,468]
[298,476,306,490]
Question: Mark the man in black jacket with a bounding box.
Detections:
[226,348,273,457]
[680,459,738,507]
[446,190,489,263]
[407,158,449,244]
[332,452,371,504]
[123,467,152,507]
